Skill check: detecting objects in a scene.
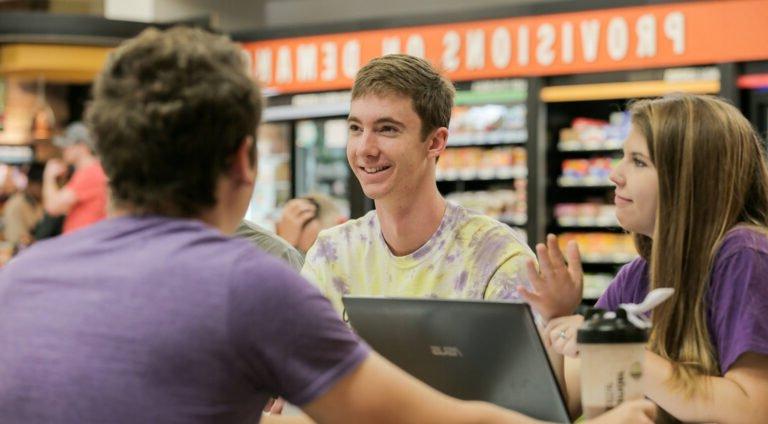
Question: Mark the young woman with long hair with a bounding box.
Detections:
[522,93,768,423]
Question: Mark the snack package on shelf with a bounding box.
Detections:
[558,157,618,187]
[448,104,527,145]
[583,273,615,299]
[554,202,618,227]
[437,147,526,181]
[445,184,527,226]
[557,112,630,151]
[605,111,631,144]
[557,232,637,264]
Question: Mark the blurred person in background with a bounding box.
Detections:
[2,163,44,248]
[236,218,304,270]
[43,121,107,234]
[276,193,344,254]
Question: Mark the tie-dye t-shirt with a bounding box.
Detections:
[301,202,535,315]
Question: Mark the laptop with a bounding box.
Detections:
[342,297,571,423]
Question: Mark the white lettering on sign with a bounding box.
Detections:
[406,34,425,58]
[297,44,318,81]
[491,26,512,69]
[536,23,556,66]
[635,14,656,58]
[255,48,272,84]
[250,9,693,88]
[607,17,629,61]
[561,22,574,64]
[664,12,685,54]
[466,29,485,70]
[580,19,601,63]
[342,40,361,78]
[442,31,461,71]
[517,25,530,66]
[276,45,292,83]
[320,42,337,81]
[381,36,401,55]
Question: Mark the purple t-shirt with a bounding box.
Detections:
[0,216,368,423]
[596,227,768,373]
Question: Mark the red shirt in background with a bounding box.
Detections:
[63,162,107,234]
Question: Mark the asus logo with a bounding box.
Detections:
[430,345,463,357]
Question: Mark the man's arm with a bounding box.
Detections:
[301,352,540,424]
[42,160,76,216]
[285,352,655,424]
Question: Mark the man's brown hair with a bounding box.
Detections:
[351,54,455,141]
[87,26,262,217]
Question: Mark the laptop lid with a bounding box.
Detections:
[342,297,571,423]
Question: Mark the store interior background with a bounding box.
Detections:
[1,0,765,303]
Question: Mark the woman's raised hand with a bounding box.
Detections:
[519,234,584,321]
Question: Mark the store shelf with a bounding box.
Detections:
[557,177,612,188]
[438,167,527,181]
[556,224,622,232]
[448,129,527,147]
[498,214,527,227]
[557,141,623,152]
[581,257,638,265]
[583,273,614,300]
[454,89,527,105]
[0,144,34,164]
[0,43,110,83]
[541,80,720,103]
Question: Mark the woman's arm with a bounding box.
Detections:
[542,314,585,418]
[644,352,768,423]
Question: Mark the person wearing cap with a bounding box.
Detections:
[43,121,108,234]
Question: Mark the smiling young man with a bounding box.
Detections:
[301,54,545,316]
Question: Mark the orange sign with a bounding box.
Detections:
[242,0,768,94]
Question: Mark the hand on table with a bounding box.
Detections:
[544,314,584,358]
[519,234,584,322]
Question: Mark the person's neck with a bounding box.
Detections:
[74,154,97,170]
[375,187,446,257]
[108,174,250,237]
[109,203,234,235]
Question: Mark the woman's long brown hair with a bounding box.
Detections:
[629,94,768,398]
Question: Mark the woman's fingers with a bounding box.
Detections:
[535,243,555,285]
[546,234,569,274]
[565,240,584,281]
[517,285,543,310]
[524,259,546,292]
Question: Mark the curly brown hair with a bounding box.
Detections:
[87,26,262,217]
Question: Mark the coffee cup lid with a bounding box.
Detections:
[577,308,648,344]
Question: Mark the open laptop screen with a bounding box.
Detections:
[343,297,571,423]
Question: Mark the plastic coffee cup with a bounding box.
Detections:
[577,307,648,418]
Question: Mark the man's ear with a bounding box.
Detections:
[427,127,448,160]
[232,135,257,185]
